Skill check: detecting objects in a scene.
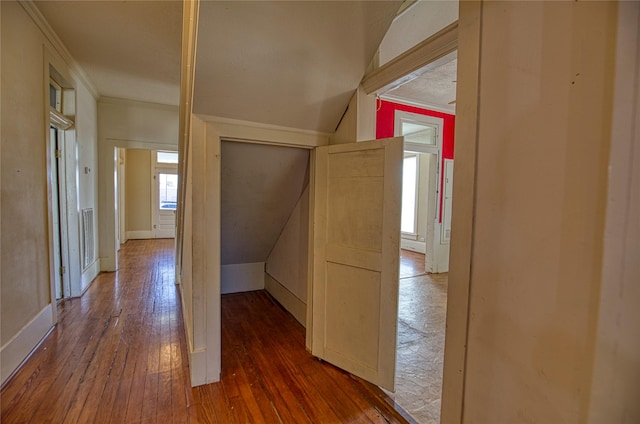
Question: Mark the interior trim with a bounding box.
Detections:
[198,114,330,149]
[1,304,54,386]
[361,21,458,95]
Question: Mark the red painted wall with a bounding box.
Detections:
[376,100,455,222]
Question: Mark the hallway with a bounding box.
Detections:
[0,239,412,423]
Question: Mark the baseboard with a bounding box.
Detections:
[221,262,265,294]
[126,230,154,240]
[401,238,426,253]
[264,273,306,326]
[81,259,101,293]
[1,304,54,385]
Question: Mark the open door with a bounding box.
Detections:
[311,137,403,391]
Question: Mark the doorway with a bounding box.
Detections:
[374,51,457,422]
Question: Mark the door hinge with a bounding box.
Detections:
[55,149,62,159]
[60,266,66,275]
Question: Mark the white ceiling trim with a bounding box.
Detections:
[197,115,331,149]
[19,0,99,99]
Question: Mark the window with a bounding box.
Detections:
[401,155,418,234]
[158,173,178,210]
[401,121,436,146]
[49,79,62,112]
[157,151,178,164]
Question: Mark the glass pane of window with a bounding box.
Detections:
[50,84,57,109]
[157,151,178,164]
[401,121,436,145]
[49,81,61,111]
[401,156,417,233]
[159,173,178,210]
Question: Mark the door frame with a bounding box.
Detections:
[394,110,447,273]
[48,124,72,301]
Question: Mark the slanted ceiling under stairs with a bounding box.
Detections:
[193,1,402,133]
[220,141,310,266]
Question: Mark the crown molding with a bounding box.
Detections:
[19,0,100,99]
[380,94,456,115]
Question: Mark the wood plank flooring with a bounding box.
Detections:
[1,239,411,424]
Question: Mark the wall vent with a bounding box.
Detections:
[81,208,95,270]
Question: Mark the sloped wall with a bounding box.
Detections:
[265,186,310,325]
[220,141,309,293]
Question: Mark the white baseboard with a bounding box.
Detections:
[1,304,54,385]
[126,230,154,240]
[221,262,265,294]
[81,259,101,293]
[264,273,306,326]
[401,238,426,253]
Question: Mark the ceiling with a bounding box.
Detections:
[35,0,183,106]
[192,1,402,133]
[382,55,457,114]
[35,0,456,133]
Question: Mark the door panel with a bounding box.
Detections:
[312,137,402,391]
[156,171,177,238]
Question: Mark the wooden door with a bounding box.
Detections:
[311,137,402,391]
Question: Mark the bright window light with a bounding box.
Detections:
[157,151,178,164]
[401,155,418,234]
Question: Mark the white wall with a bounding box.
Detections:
[76,80,100,291]
[98,98,178,270]
[1,0,99,384]
[378,0,458,66]
[442,2,638,422]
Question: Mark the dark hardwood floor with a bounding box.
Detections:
[1,239,411,423]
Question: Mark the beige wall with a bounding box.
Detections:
[1,0,99,383]
[443,1,637,422]
[1,0,52,346]
[588,2,640,422]
[330,86,376,145]
[124,149,152,233]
